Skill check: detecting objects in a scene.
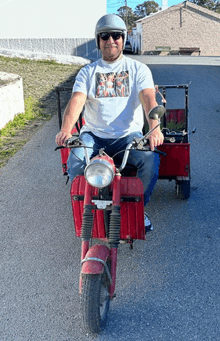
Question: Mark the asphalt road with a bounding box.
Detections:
[1,61,220,341]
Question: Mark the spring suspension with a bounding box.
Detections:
[80,205,94,241]
[108,206,121,248]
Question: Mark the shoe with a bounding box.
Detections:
[144,212,153,233]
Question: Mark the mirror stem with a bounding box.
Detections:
[145,120,161,139]
[136,120,161,148]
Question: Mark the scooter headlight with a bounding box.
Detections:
[84,159,115,188]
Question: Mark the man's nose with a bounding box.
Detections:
[107,35,114,43]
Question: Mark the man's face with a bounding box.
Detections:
[99,32,124,62]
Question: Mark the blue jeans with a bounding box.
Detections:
[67,131,160,206]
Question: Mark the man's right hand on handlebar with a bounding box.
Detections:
[55,131,72,146]
[148,128,164,151]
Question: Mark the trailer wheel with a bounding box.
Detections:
[176,179,190,199]
[81,272,110,334]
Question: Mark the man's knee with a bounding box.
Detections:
[67,151,86,181]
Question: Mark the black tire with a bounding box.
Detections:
[81,272,110,334]
[176,179,190,199]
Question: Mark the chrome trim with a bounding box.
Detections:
[84,158,115,188]
[81,257,112,283]
[118,142,133,172]
[91,200,113,209]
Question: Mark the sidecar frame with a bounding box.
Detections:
[155,84,191,199]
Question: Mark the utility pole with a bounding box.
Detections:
[125,0,128,28]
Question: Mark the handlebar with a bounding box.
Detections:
[117,138,166,172]
[55,134,166,171]
[133,137,166,156]
[55,134,90,164]
[55,133,80,150]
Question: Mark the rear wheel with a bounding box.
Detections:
[176,179,190,199]
[81,272,110,334]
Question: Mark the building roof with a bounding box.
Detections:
[135,1,220,24]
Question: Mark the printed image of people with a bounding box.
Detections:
[95,71,129,98]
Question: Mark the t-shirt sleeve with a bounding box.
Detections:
[72,66,89,95]
[137,63,155,93]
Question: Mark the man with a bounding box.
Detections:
[55,14,164,230]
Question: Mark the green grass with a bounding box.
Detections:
[0,97,45,137]
[0,55,81,167]
[0,147,19,158]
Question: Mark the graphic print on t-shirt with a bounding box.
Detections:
[95,71,129,98]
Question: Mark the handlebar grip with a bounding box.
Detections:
[66,134,80,146]
[55,146,65,151]
[154,148,166,156]
[143,139,166,156]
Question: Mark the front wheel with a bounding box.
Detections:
[81,273,110,334]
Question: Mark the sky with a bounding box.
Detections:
[107,0,182,14]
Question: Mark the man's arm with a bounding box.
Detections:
[55,92,87,146]
[139,88,164,151]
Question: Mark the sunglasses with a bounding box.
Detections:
[99,32,123,41]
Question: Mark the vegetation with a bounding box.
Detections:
[0,56,81,167]
[116,0,220,30]
[117,1,160,30]
[0,96,50,165]
[0,97,42,138]
[134,1,160,17]
[189,0,220,13]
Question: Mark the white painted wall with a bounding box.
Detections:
[0,0,106,38]
[0,72,25,130]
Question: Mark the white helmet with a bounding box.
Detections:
[95,14,127,49]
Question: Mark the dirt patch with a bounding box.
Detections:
[0,56,82,167]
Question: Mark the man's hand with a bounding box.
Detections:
[148,128,164,151]
[55,131,73,146]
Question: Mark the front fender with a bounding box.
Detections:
[81,244,110,275]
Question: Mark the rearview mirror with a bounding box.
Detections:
[148,105,166,120]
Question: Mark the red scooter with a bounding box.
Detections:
[56,106,166,333]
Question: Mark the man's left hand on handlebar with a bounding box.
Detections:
[148,128,164,151]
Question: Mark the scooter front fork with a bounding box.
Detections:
[109,247,118,298]
[79,181,94,292]
[80,181,94,260]
[79,176,121,299]
[108,175,121,299]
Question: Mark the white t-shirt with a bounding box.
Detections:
[73,55,154,138]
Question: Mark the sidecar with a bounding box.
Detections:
[156,84,191,199]
[56,83,191,199]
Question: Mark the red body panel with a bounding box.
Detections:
[60,148,70,173]
[158,143,190,177]
[70,176,145,241]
